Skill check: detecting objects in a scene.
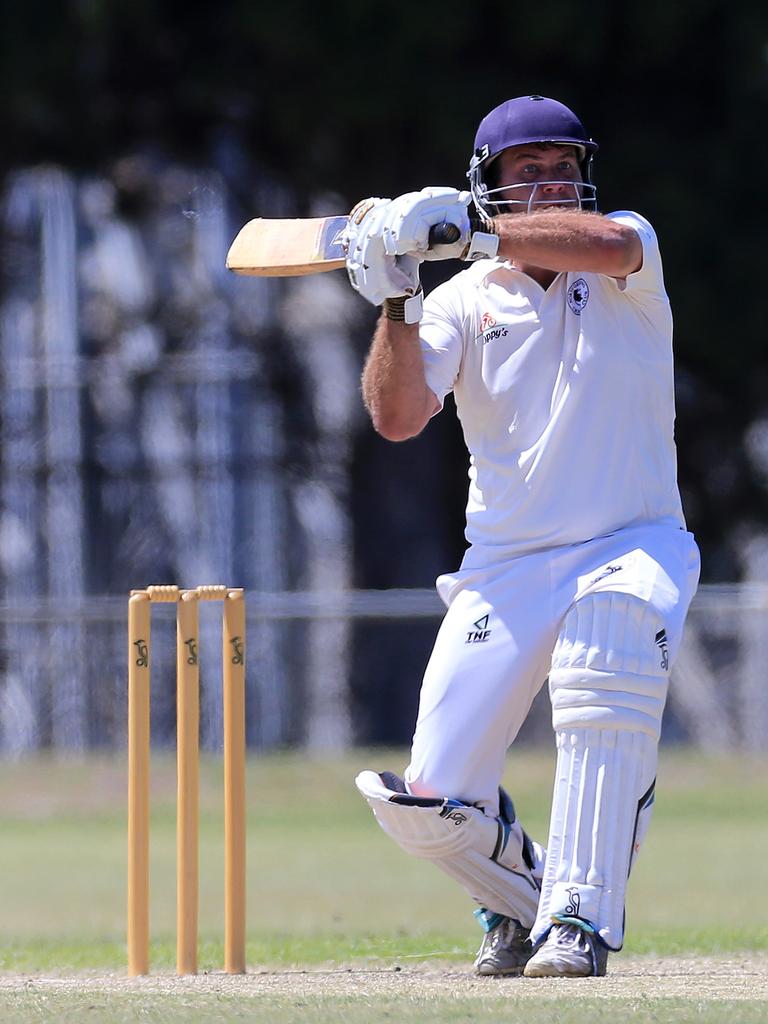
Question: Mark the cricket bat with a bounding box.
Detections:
[226,216,461,277]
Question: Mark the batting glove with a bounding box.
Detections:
[377,187,499,263]
[342,198,424,321]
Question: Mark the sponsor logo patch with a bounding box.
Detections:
[589,564,622,586]
[466,613,492,644]
[479,325,509,344]
[184,637,198,666]
[474,324,510,345]
[134,639,149,668]
[565,887,581,916]
[441,809,468,826]
[476,312,511,344]
[655,628,669,671]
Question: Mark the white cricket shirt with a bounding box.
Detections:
[419,211,686,565]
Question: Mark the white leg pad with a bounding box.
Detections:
[531,593,670,950]
[355,770,542,925]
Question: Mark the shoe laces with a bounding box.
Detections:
[492,918,524,949]
[553,924,587,950]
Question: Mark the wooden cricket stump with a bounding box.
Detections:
[127,585,247,976]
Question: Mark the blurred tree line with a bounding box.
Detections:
[2,0,767,584]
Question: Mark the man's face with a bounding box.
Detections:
[492,143,585,212]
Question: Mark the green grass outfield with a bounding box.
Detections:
[0,749,765,1022]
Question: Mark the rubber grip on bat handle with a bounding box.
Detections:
[427,223,461,246]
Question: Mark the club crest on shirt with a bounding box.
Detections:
[567,278,590,315]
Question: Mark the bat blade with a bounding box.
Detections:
[226,216,348,277]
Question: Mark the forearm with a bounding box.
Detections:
[495,210,641,277]
[362,316,438,441]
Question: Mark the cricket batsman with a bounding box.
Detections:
[346,95,700,977]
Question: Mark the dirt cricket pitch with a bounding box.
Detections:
[1,954,765,1000]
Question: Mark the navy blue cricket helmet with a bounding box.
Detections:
[468,95,599,219]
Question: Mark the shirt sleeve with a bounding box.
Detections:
[418,278,466,408]
[604,210,668,300]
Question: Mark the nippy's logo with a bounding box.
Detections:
[477,311,509,344]
[466,614,492,644]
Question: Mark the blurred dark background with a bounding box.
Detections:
[0,0,766,752]
[4,0,765,579]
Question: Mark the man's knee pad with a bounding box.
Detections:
[549,590,669,741]
[531,592,669,950]
[355,769,542,925]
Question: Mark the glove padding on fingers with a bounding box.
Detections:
[342,197,423,308]
[341,190,499,321]
[376,187,500,262]
[378,187,471,260]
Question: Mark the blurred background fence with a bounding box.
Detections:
[1,164,767,758]
[0,585,766,756]
[0,163,360,756]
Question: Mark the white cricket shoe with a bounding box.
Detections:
[474,915,533,976]
[523,920,609,978]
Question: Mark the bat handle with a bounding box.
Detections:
[427,222,461,247]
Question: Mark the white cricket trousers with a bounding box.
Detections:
[404,521,700,816]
